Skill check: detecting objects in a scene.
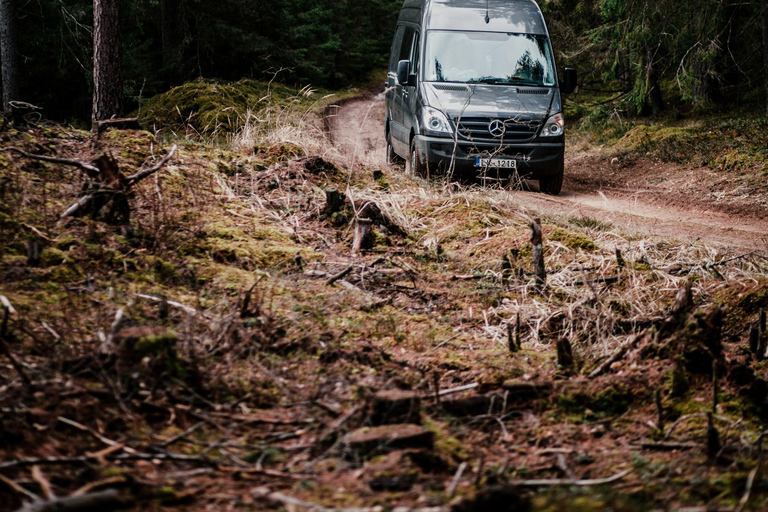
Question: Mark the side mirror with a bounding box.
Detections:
[560,67,577,94]
[397,60,417,87]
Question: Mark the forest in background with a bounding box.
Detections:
[3,0,768,123]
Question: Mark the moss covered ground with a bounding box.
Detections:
[1,79,768,511]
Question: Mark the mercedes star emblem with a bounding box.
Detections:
[488,119,506,137]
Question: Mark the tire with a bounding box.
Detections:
[386,134,404,167]
[539,162,564,195]
[408,137,425,177]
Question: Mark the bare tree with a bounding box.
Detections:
[0,0,19,112]
[93,0,122,124]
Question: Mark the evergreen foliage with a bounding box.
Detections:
[5,0,768,122]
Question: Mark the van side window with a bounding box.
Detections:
[411,33,420,74]
[389,26,405,71]
[399,26,416,64]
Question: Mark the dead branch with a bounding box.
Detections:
[327,265,354,285]
[637,441,699,451]
[125,145,177,185]
[505,468,632,487]
[446,461,468,498]
[0,451,219,471]
[588,334,641,378]
[14,489,124,512]
[4,147,101,178]
[252,486,449,512]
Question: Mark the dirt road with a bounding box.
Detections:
[330,95,768,252]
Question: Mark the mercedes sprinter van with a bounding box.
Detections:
[384,0,576,194]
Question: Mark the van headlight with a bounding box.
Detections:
[540,113,564,137]
[422,107,452,135]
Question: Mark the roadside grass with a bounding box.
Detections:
[2,80,768,510]
[566,85,768,177]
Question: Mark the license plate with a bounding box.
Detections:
[475,157,517,169]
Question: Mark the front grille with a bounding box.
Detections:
[455,117,540,142]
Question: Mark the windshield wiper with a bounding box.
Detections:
[468,77,507,85]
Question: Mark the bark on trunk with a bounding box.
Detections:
[763,0,768,116]
[93,0,123,124]
[0,0,19,111]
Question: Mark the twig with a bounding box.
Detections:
[0,452,219,471]
[159,422,205,447]
[326,265,354,286]
[506,468,632,487]
[125,145,177,185]
[57,417,124,448]
[135,293,202,316]
[14,489,124,512]
[736,465,759,512]
[637,441,699,451]
[430,331,463,351]
[422,382,479,398]
[31,466,54,500]
[588,334,640,378]
[446,461,467,498]
[0,473,39,501]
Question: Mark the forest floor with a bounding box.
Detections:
[1,88,768,512]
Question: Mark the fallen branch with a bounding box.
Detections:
[125,145,177,186]
[506,468,632,487]
[588,334,641,378]
[15,489,124,512]
[636,441,700,451]
[0,451,219,471]
[327,265,354,286]
[4,147,101,178]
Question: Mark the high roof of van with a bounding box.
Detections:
[400,0,548,35]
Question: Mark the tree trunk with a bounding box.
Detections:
[161,0,182,87]
[763,0,768,116]
[93,0,122,124]
[0,0,19,111]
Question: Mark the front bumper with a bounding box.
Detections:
[414,134,564,178]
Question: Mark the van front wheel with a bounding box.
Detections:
[539,163,564,195]
[408,138,425,177]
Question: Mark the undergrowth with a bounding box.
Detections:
[1,79,768,511]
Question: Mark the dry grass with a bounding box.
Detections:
[3,92,768,511]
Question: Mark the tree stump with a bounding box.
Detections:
[531,218,546,289]
[556,337,574,368]
[369,390,422,425]
[322,188,345,219]
[351,218,373,255]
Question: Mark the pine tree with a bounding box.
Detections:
[93,0,122,123]
[0,0,19,111]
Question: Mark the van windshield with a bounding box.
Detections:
[424,31,555,86]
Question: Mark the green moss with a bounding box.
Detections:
[665,364,690,399]
[423,418,467,462]
[558,386,633,416]
[39,247,67,267]
[137,78,333,138]
[549,227,598,252]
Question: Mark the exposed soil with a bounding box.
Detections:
[333,96,768,252]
